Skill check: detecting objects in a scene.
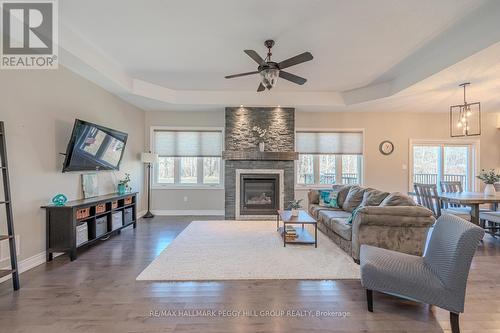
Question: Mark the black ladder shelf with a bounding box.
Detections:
[0,121,20,290]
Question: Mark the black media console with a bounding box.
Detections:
[42,192,137,261]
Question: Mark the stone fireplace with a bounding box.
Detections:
[223,107,296,220]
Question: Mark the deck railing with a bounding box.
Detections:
[300,173,360,185]
[413,174,467,189]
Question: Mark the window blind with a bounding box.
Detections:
[154,130,223,157]
[296,131,363,155]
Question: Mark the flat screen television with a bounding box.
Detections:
[62,119,128,172]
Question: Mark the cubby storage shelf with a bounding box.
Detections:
[76,220,136,249]
[42,192,138,261]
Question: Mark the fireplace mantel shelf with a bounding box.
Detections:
[222,151,298,161]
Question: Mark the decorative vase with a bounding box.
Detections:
[259,142,265,152]
[484,184,496,196]
[118,183,126,195]
[291,209,299,216]
[51,194,68,206]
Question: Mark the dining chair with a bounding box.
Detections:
[480,184,500,236]
[360,214,485,333]
[479,211,500,237]
[440,180,463,194]
[440,180,471,221]
[413,183,441,217]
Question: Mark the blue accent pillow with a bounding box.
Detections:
[319,190,340,208]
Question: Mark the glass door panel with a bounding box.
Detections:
[443,146,469,190]
[412,146,440,187]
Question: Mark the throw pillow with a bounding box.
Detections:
[380,192,416,206]
[360,188,390,207]
[332,184,352,208]
[342,185,366,212]
[307,190,320,204]
[318,190,340,208]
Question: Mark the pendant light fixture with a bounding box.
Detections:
[450,82,481,137]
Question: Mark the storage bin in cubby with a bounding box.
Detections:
[76,222,88,246]
[96,216,107,237]
[112,212,122,230]
[124,207,134,224]
[96,203,106,214]
[76,207,90,220]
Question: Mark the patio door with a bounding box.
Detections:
[410,141,477,191]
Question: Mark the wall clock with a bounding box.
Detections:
[379,140,394,155]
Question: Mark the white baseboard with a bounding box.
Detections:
[137,210,147,218]
[0,251,62,284]
[152,209,224,216]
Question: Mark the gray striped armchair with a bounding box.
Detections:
[360,214,484,333]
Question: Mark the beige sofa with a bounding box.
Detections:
[308,185,435,262]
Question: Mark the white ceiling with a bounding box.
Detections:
[57,0,500,112]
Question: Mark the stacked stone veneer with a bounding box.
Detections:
[224,107,295,219]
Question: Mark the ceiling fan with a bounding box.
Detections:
[225,39,313,92]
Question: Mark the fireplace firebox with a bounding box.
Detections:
[239,174,280,216]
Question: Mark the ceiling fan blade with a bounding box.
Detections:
[225,71,259,79]
[244,50,265,65]
[279,71,307,85]
[278,52,313,70]
[257,83,265,92]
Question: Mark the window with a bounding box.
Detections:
[152,128,223,187]
[410,141,477,191]
[296,131,363,186]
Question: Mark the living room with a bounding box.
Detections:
[1,1,500,332]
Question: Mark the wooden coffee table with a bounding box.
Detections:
[276,210,317,247]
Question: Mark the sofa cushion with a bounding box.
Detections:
[319,210,352,240]
[309,204,342,219]
[361,188,390,207]
[319,190,340,208]
[332,185,352,208]
[380,192,416,206]
[342,185,366,212]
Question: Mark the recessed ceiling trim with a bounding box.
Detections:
[57,1,500,111]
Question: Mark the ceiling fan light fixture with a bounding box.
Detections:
[260,68,279,90]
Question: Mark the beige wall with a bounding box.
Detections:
[0,67,145,264]
[145,111,225,212]
[146,110,500,211]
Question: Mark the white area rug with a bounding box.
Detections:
[136,220,360,281]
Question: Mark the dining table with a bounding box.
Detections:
[439,191,500,225]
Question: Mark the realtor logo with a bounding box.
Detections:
[1,0,58,69]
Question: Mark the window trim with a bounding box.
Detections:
[294,128,365,189]
[150,126,225,189]
[408,138,480,192]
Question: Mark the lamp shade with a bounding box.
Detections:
[141,152,158,163]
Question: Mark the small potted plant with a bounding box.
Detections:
[118,173,131,194]
[476,169,500,196]
[287,199,303,216]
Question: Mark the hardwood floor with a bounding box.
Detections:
[1,216,499,333]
